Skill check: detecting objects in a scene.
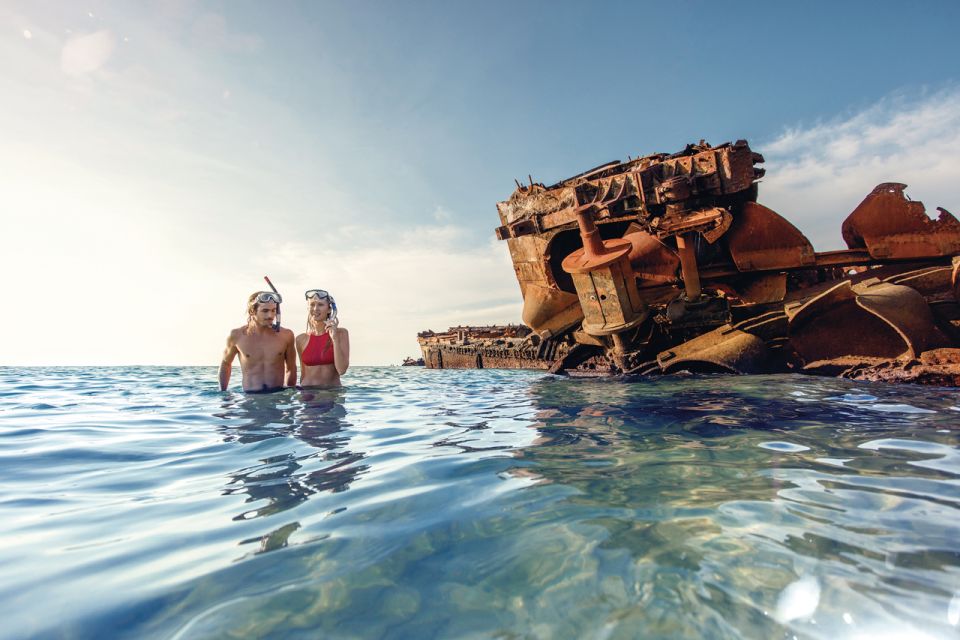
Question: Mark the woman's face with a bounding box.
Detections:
[308,297,330,320]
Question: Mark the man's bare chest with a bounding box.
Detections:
[236,335,286,362]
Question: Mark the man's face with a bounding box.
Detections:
[254,302,277,328]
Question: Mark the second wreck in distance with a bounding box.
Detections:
[418,140,960,383]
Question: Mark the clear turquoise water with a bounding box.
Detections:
[1,367,959,639]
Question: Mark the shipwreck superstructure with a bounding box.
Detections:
[422,140,960,384]
[417,325,609,371]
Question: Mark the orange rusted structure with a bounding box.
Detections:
[424,140,960,383]
[417,325,610,372]
[418,325,535,369]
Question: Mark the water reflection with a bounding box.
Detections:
[215,388,367,553]
[21,368,955,640]
[511,374,960,638]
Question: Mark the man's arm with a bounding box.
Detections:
[219,332,239,391]
[284,331,298,387]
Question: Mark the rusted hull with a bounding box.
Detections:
[420,343,553,370]
[842,183,960,259]
[418,324,549,370]
[418,325,613,373]
[423,140,960,385]
[843,348,960,386]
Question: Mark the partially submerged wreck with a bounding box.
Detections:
[421,140,960,383]
[418,325,542,370]
[417,324,610,372]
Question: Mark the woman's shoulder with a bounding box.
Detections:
[295,332,310,347]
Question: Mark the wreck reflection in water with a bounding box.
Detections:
[509,374,960,639]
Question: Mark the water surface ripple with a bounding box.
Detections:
[0,367,958,639]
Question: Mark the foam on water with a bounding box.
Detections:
[0,367,958,639]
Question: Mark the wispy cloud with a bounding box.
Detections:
[249,224,522,365]
[758,87,960,250]
[61,29,115,75]
[4,0,957,367]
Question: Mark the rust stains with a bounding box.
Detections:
[842,183,960,259]
[418,140,960,385]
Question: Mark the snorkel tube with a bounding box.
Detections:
[328,295,338,324]
[263,276,282,332]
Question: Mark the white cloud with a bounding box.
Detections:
[61,30,115,75]
[248,225,523,366]
[0,147,522,366]
[758,88,960,250]
[3,7,501,368]
[6,4,957,370]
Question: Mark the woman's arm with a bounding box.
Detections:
[330,328,350,375]
[294,333,307,382]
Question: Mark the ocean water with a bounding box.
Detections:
[0,367,959,640]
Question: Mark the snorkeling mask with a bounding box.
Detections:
[255,291,282,304]
[262,276,282,332]
[306,289,337,323]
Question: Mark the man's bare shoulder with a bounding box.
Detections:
[227,327,247,342]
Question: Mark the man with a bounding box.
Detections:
[219,291,297,392]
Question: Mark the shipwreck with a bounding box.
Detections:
[419,140,960,384]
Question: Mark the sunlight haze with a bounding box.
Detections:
[2,1,958,365]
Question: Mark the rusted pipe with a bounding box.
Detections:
[675,233,702,300]
[611,332,626,353]
[576,206,607,259]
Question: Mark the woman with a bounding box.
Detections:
[296,289,350,387]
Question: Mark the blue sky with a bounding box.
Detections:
[2,1,959,366]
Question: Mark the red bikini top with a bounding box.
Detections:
[302,333,334,366]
